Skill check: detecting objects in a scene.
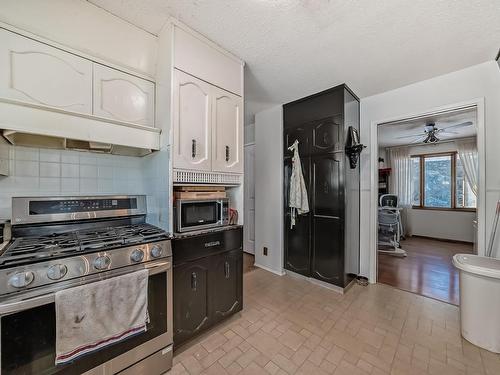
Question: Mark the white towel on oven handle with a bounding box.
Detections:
[55,269,149,365]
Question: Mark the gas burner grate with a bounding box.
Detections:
[0,223,168,267]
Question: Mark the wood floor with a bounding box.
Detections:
[377,236,473,305]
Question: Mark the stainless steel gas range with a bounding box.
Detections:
[0,195,173,375]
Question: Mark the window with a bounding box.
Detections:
[411,152,476,210]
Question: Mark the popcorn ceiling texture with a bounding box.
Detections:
[89,0,500,122]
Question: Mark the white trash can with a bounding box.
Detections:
[453,254,500,353]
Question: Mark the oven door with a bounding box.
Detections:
[0,261,173,375]
[177,200,224,232]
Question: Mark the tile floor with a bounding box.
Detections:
[170,268,500,375]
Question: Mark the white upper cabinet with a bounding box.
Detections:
[211,87,243,173]
[172,69,212,171]
[0,29,92,114]
[173,25,243,96]
[93,64,155,127]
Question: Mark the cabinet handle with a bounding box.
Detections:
[225,145,230,162]
[224,261,230,279]
[191,272,197,291]
[192,139,197,159]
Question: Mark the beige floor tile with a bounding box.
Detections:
[172,269,491,375]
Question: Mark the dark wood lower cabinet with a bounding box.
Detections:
[173,259,210,345]
[172,227,243,348]
[210,250,243,324]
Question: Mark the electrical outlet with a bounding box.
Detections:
[263,247,268,256]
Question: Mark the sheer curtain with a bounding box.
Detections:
[388,147,412,236]
[455,139,478,196]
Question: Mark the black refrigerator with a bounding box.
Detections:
[283,84,360,289]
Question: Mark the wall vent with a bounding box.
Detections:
[173,169,242,185]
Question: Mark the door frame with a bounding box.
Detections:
[369,98,485,283]
[243,142,255,254]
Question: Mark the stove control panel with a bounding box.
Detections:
[1,240,172,296]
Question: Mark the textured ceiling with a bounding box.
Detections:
[378,107,477,148]
[88,0,500,123]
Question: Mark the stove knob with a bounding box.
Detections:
[94,256,111,270]
[150,245,163,258]
[9,271,35,288]
[130,249,145,262]
[47,264,68,280]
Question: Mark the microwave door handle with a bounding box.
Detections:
[0,261,171,316]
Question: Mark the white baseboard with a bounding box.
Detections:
[253,262,285,276]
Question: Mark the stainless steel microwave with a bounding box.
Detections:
[174,198,229,233]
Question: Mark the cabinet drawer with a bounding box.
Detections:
[173,25,242,96]
[172,227,243,265]
[93,64,155,127]
[0,28,92,114]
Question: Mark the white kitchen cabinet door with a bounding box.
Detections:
[172,69,212,171]
[211,86,243,173]
[0,29,92,114]
[93,64,155,127]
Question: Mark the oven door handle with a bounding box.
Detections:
[0,261,171,316]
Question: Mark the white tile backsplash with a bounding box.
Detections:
[15,160,39,177]
[61,178,79,193]
[62,151,80,164]
[0,145,151,219]
[80,165,97,178]
[40,162,61,177]
[39,177,61,192]
[40,149,61,163]
[14,147,39,161]
[61,163,79,178]
[80,178,98,192]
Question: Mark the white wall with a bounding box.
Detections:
[254,106,284,275]
[244,123,255,144]
[409,210,475,243]
[383,141,476,243]
[361,61,500,279]
[0,0,158,78]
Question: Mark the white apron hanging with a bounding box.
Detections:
[288,140,309,229]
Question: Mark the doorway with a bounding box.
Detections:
[373,104,482,305]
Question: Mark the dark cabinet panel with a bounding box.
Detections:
[173,227,243,348]
[210,250,243,324]
[173,259,210,346]
[312,155,343,218]
[284,125,310,157]
[283,84,360,289]
[284,157,311,276]
[284,88,343,129]
[311,116,342,154]
[312,217,343,286]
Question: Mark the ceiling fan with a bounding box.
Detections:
[395,121,473,144]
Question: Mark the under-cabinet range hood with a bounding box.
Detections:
[2,130,152,157]
[0,100,161,157]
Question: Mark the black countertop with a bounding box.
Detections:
[172,225,243,240]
